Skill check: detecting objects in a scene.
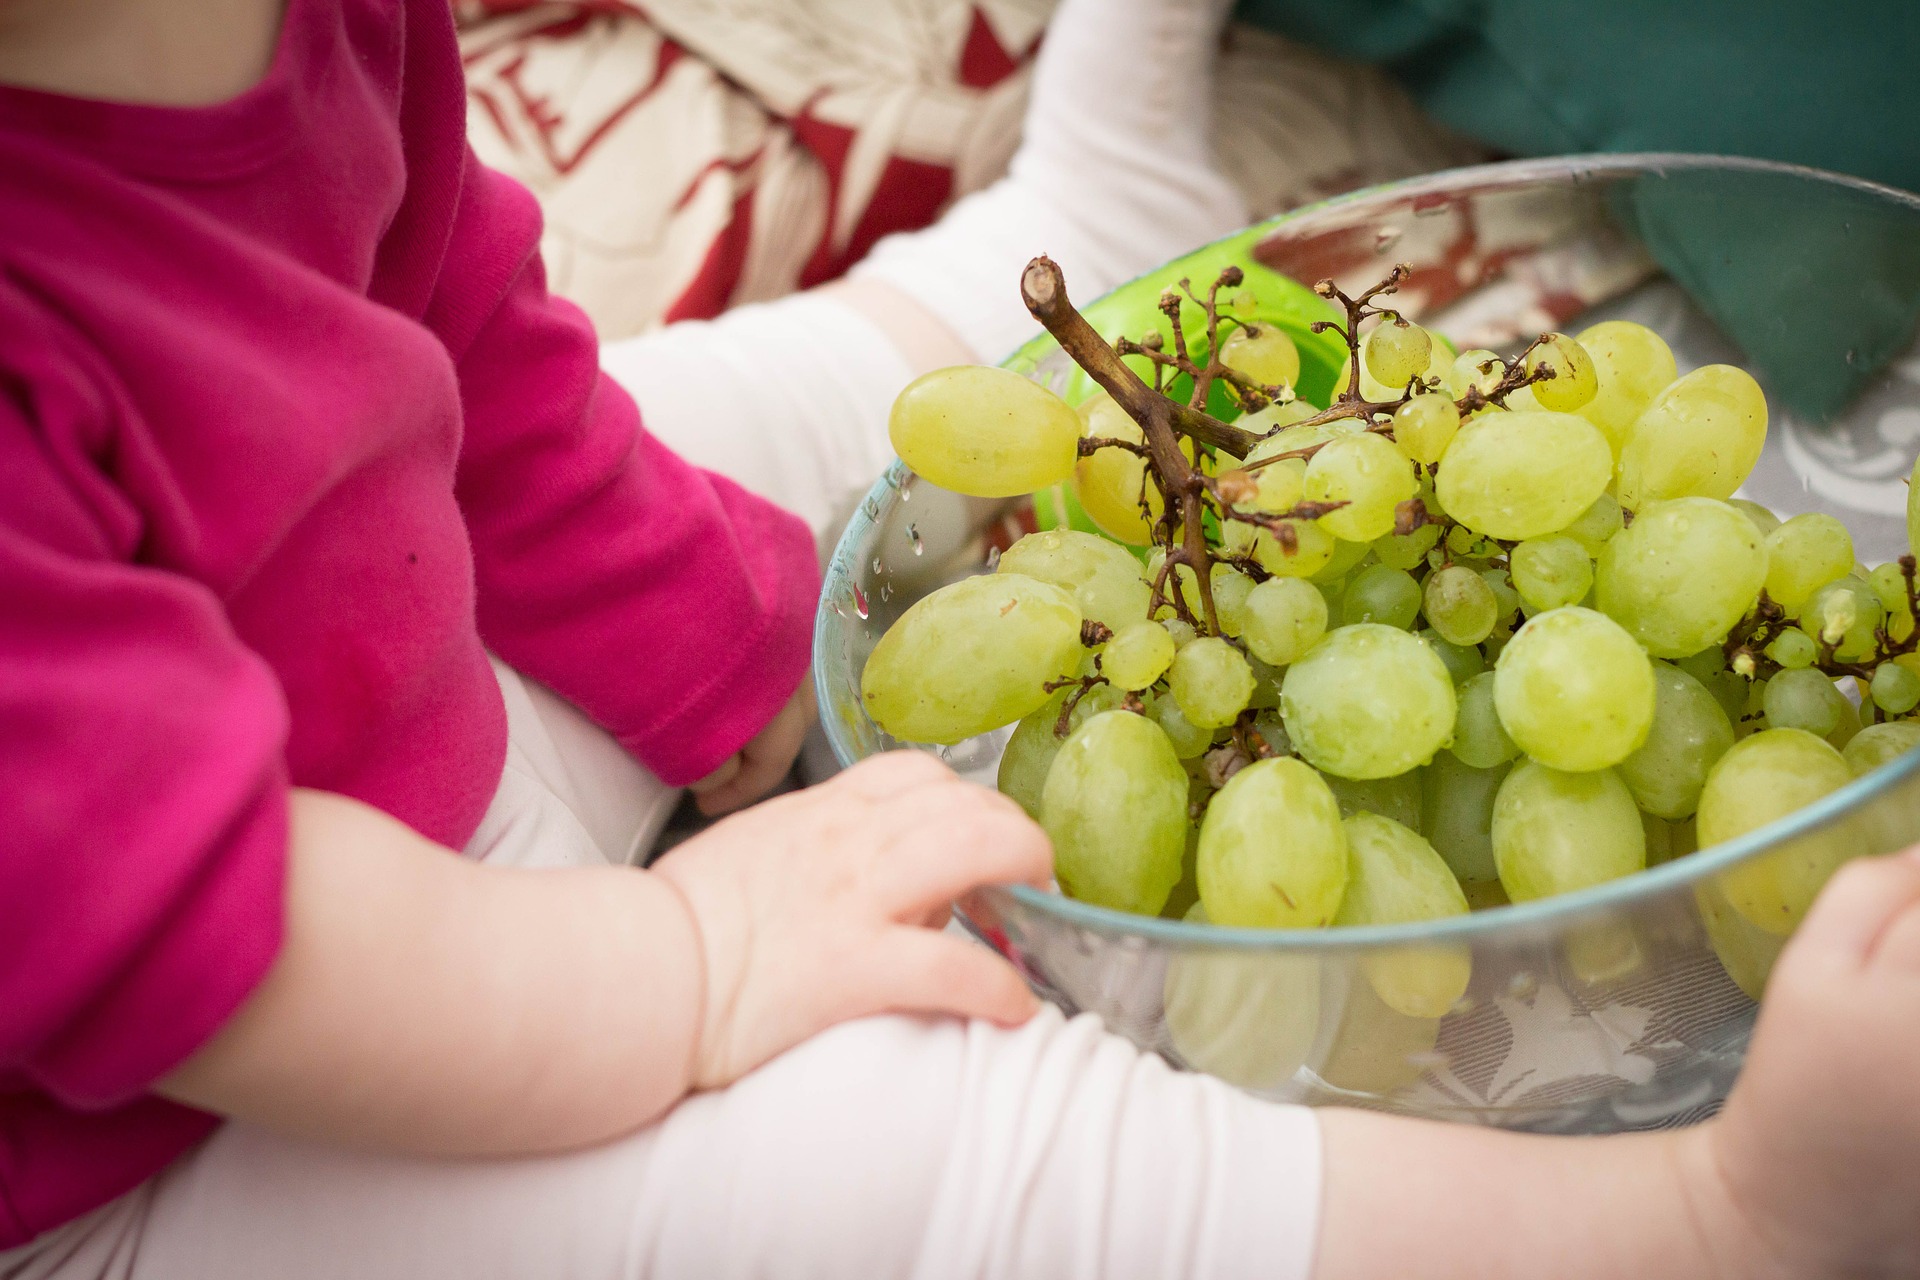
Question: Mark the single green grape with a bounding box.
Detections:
[1492,761,1645,902]
[1762,513,1854,612]
[1281,623,1457,779]
[1197,757,1349,927]
[1561,493,1625,557]
[1101,620,1177,692]
[997,529,1151,632]
[1231,453,1307,514]
[1161,617,1199,650]
[1364,320,1435,390]
[1493,607,1655,772]
[1796,578,1883,662]
[1866,562,1917,642]
[1729,498,1782,539]
[997,698,1068,817]
[862,573,1082,743]
[1450,671,1518,768]
[1595,498,1768,658]
[1304,433,1419,543]
[1509,536,1593,615]
[1435,410,1613,540]
[1446,348,1504,399]
[1695,875,1787,1001]
[1312,535,1375,584]
[1615,365,1768,509]
[1524,333,1599,412]
[1827,694,1862,753]
[1222,513,1337,580]
[1343,563,1422,630]
[1336,813,1472,1017]
[1419,628,1486,685]
[1843,720,1920,775]
[1241,576,1329,666]
[1210,563,1257,637]
[1421,564,1499,646]
[1372,522,1442,571]
[1572,320,1678,458]
[1149,692,1214,758]
[890,364,1080,497]
[1392,392,1460,465]
[1766,629,1817,669]
[1870,661,1920,714]
[1763,668,1848,735]
[1322,771,1425,832]
[1422,753,1509,886]
[1479,567,1521,621]
[1699,729,1855,934]
[1617,661,1735,819]
[1219,322,1302,390]
[1071,394,1159,544]
[1168,636,1255,729]
[1043,710,1189,916]
[1163,908,1322,1088]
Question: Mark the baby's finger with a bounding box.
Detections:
[689,755,742,795]
[870,794,1054,912]
[693,749,792,816]
[1788,847,1920,970]
[828,749,956,802]
[871,929,1039,1026]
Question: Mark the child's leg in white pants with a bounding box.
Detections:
[44,1009,1318,1280]
[7,665,1322,1280]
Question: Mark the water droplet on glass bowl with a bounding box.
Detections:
[871,555,884,574]
[899,486,911,502]
[908,523,924,555]
[1374,225,1404,251]
[985,546,1002,570]
[851,583,870,620]
[1506,971,1539,1000]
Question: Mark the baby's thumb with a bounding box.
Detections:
[877,929,1039,1027]
[1788,847,1920,969]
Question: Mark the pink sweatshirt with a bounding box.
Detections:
[0,0,818,1246]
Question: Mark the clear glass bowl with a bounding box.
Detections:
[814,154,1920,1133]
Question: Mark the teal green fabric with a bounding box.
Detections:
[1233,0,1920,194]
[1232,0,1920,420]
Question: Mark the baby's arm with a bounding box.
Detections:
[160,755,1050,1153]
[1314,849,1920,1280]
[429,145,820,801]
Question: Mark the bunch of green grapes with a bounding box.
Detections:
[862,259,1920,1014]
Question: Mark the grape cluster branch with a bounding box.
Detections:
[1020,254,1572,643]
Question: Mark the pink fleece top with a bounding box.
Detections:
[0,0,818,1246]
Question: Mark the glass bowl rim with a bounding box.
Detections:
[816,150,1920,951]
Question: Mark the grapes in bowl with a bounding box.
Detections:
[814,154,1920,1132]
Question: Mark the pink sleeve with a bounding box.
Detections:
[432,156,819,786]
[0,396,289,1108]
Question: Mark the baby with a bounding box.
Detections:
[0,0,1915,1277]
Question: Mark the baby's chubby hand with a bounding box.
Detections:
[652,751,1052,1089]
[687,681,817,816]
[1684,848,1920,1279]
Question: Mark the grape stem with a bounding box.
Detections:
[1721,554,1920,686]
[1018,254,1556,643]
[1041,672,1111,738]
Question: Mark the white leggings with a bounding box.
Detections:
[5,665,1323,1280]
